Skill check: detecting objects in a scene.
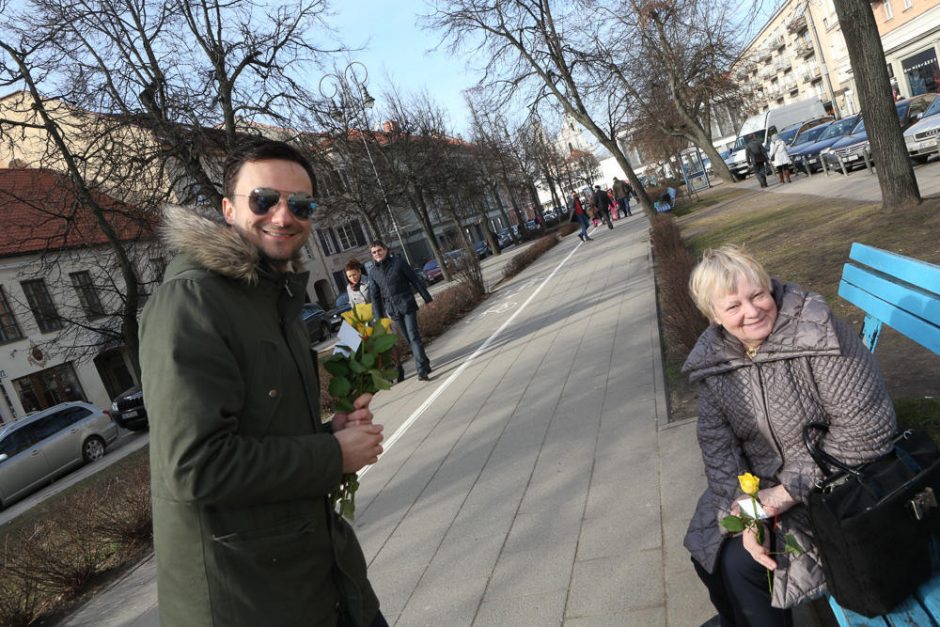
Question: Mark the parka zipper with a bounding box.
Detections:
[753,362,785,463]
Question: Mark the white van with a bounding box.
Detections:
[725,99,828,178]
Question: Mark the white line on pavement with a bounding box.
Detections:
[358,237,585,479]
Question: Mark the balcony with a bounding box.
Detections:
[795,40,815,58]
[787,14,807,33]
[774,57,792,73]
[769,35,785,50]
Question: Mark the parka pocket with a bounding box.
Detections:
[208,518,339,625]
[240,339,283,436]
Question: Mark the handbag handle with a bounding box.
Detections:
[803,422,865,480]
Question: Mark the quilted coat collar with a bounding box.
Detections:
[683,280,842,383]
[160,204,304,284]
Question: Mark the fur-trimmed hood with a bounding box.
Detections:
[160,204,303,283]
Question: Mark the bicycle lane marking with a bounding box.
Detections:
[359,239,584,479]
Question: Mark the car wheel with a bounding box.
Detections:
[82,436,106,463]
[913,155,930,164]
[320,322,330,342]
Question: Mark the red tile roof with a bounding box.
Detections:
[0,168,155,257]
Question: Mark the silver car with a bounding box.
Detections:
[0,401,118,508]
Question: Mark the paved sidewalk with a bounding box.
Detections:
[729,155,940,201]
[61,217,714,625]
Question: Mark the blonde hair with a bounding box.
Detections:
[689,245,772,322]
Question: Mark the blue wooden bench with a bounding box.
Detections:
[829,242,940,625]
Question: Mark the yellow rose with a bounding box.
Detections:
[364,326,374,337]
[341,310,356,326]
[354,303,373,323]
[738,472,760,496]
[380,318,392,333]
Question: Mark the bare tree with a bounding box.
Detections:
[0,0,334,376]
[831,0,919,208]
[427,0,656,216]
[589,0,745,183]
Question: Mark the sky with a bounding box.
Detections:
[327,1,481,136]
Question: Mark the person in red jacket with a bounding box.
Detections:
[567,191,593,242]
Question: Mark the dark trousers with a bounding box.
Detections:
[392,311,430,376]
[753,163,768,188]
[600,207,613,228]
[371,611,389,627]
[692,536,792,627]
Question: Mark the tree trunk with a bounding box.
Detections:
[832,0,920,208]
[476,200,500,255]
[410,185,450,281]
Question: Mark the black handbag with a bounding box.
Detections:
[803,423,940,617]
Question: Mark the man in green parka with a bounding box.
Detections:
[140,139,386,626]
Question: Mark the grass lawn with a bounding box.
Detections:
[0,446,149,544]
[666,187,940,438]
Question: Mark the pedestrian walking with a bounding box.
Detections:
[612,176,634,218]
[745,136,771,188]
[568,191,593,241]
[592,185,614,229]
[369,240,434,381]
[769,133,792,184]
[139,138,387,627]
[346,258,406,383]
[682,245,895,626]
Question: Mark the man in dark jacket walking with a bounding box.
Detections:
[612,177,634,218]
[591,185,614,229]
[745,137,770,188]
[369,240,434,380]
[139,139,387,626]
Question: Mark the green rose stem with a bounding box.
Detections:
[323,322,398,520]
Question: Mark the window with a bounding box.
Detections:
[21,279,61,333]
[884,0,894,19]
[903,0,912,9]
[335,221,367,250]
[70,271,105,320]
[317,229,338,256]
[0,286,23,343]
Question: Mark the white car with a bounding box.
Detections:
[904,96,940,162]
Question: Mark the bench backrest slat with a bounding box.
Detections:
[841,264,940,328]
[839,244,940,357]
[848,243,940,295]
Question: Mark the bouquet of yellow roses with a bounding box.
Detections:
[323,303,398,519]
[720,473,803,593]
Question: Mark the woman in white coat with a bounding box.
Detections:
[769,133,792,184]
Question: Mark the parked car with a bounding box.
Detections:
[472,240,491,259]
[904,94,940,162]
[496,227,514,250]
[0,401,119,509]
[788,114,861,173]
[301,303,332,343]
[422,259,444,283]
[778,116,833,147]
[822,95,935,171]
[785,121,833,171]
[328,292,351,331]
[110,385,147,431]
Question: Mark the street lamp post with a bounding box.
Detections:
[318,62,411,266]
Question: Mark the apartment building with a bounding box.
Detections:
[738,0,853,117]
[0,168,159,423]
[872,0,940,98]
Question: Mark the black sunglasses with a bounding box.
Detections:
[237,187,318,220]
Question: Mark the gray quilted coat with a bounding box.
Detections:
[682,280,897,608]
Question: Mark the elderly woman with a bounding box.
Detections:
[682,245,896,626]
